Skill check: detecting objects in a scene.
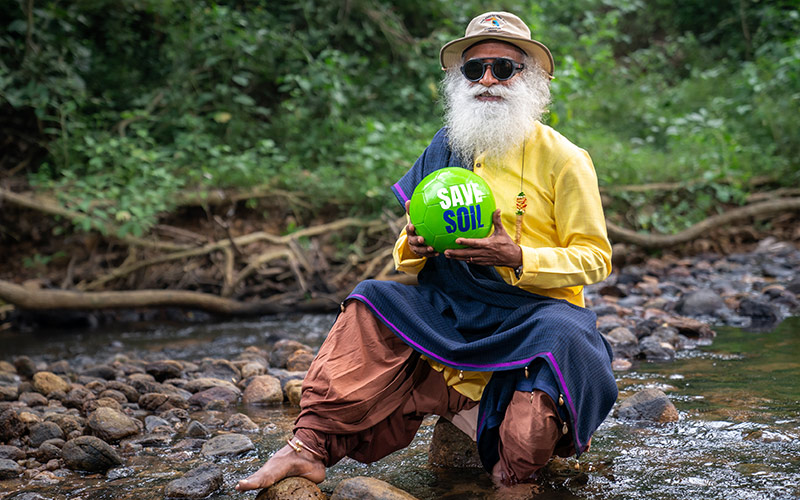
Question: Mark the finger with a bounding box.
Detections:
[405,200,411,215]
[490,209,509,235]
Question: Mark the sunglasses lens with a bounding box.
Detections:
[492,59,514,80]
[462,60,485,81]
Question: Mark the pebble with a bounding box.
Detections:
[615,388,679,423]
[200,433,254,458]
[164,464,223,499]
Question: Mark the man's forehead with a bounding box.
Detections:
[462,40,526,60]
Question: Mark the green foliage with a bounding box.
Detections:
[1,0,798,235]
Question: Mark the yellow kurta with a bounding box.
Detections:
[392,122,612,400]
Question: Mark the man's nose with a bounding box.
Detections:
[477,64,498,86]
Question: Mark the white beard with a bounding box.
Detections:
[442,61,551,163]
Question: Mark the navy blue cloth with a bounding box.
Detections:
[349,127,617,471]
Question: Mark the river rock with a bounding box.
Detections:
[164,464,224,499]
[87,407,140,442]
[83,396,123,414]
[737,298,780,329]
[676,289,728,317]
[29,421,65,447]
[185,420,209,438]
[286,350,315,372]
[661,316,716,338]
[270,340,312,369]
[145,360,183,382]
[637,336,675,362]
[428,418,482,468]
[0,457,23,479]
[284,379,303,406]
[62,435,123,472]
[19,391,48,407]
[615,388,679,423]
[36,441,62,462]
[32,372,71,396]
[0,385,18,401]
[105,381,140,403]
[0,444,25,460]
[45,413,84,436]
[13,356,36,378]
[0,409,25,441]
[330,476,418,500]
[63,386,94,409]
[145,415,172,433]
[0,360,16,373]
[197,359,240,383]
[82,364,117,380]
[200,433,254,458]
[184,377,241,394]
[603,327,639,359]
[256,477,326,500]
[140,393,189,413]
[243,375,283,405]
[241,362,266,379]
[188,386,240,410]
[224,413,259,432]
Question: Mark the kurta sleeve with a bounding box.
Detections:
[512,151,612,289]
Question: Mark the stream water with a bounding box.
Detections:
[1,315,798,500]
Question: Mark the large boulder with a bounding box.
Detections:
[163,464,223,499]
[62,435,123,472]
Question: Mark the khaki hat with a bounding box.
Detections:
[439,12,554,77]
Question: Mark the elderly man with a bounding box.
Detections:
[237,11,616,491]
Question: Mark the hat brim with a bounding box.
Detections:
[440,35,554,77]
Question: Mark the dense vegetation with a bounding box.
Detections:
[1,0,798,239]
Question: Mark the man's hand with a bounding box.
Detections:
[444,209,522,269]
[404,200,439,258]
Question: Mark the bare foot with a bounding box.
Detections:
[235,444,326,492]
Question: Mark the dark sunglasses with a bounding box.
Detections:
[460,58,525,82]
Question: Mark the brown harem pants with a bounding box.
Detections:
[293,301,574,483]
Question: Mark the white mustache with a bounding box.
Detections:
[468,84,511,98]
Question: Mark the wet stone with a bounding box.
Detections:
[82,364,117,380]
[197,359,240,383]
[188,385,240,410]
[200,433,254,458]
[140,392,189,413]
[145,360,183,382]
[29,421,65,447]
[14,356,36,378]
[105,381,140,403]
[183,377,240,394]
[83,396,123,414]
[45,414,84,436]
[258,477,326,500]
[284,379,303,406]
[676,289,728,317]
[145,415,172,433]
[637,336,676,362]
[0,360,16,373]
[87,407,140,442]
[36,441,62,462]
[0,386,19,401]
[615,388,679,423]
[0,444,25,461]
[185,420,209,438]
[32,372,71,397]
[62,435,123,473]
[224,413,258,432]
[286,350,315,372]
[242,375,283,405]
[270,340,312,369]
[164,464,223,499]
[428,418,482,469]
[19,391,48,407]
[0,457,24,479]
[737,298,780,329]
[0,409,26,441]
[329,476,417,500]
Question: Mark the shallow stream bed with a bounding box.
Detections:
[1,315,798,500]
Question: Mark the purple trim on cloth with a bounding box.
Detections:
[544,352,583,452]
[393,183,409,204]
[348,292,586,452]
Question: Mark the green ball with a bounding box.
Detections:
[408,167,496,253]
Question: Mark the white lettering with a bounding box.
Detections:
[437,188,451,209]
[471,182,485,203]
[449,185,465,207]
[459,183,474,205]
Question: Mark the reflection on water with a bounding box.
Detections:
[1,316,798,500]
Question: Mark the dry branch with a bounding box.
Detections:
[606,197,800,248]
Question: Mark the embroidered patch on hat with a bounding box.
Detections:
[480,14,505,31]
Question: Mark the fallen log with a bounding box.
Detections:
[606,197,800,248]
[0,279,342,316]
